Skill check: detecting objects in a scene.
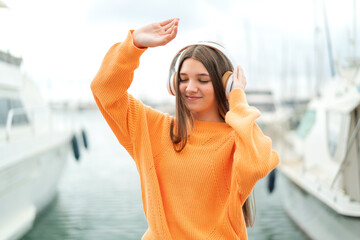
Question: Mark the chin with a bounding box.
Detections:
[185,104,203,113]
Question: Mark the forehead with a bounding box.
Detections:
[180,58,208,74]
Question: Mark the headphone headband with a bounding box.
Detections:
[170,41,235,73]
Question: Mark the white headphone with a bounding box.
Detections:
[167,41,236,99]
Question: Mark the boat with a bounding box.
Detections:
[278,70,360,239]
[278,1,360,238]
[0,3,84,239]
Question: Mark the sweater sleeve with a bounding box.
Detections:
[90,30,167,161]
[225,88,279,206]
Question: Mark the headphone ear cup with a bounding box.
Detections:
[167,72,177,96]
[222,71,234,99]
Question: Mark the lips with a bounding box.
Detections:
[186,96,202,101]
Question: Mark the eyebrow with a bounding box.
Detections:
[179,73,209,76]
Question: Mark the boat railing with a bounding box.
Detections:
[331,117,360,188]
[5,105,53,141]
[0,50,22,66]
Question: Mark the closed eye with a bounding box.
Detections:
[199,80,210,83]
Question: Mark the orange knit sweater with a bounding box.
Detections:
[91,31,279,240]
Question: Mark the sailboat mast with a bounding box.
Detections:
[322,0,336,77]
[353,0,357,63]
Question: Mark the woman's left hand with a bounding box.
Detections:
[232,66,247,91]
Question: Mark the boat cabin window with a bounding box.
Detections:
[296,110,316,139]
[0,97,29,127]
[0,98,7,125]
[326,111,347,158]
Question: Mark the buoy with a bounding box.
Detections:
[267,169,276,193]
[71,135,80,161]
[81,129,89,149]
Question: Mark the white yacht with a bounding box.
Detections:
[278,69,360,239]
[277,1,360,237]
[0,3,83,239]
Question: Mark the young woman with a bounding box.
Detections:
[91,18,279,240]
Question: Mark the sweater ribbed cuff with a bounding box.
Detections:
[228,88,248,109]
[123,30,148,59]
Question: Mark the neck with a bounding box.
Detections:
[191,112,224,122]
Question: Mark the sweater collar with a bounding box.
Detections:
[192,119,232,133]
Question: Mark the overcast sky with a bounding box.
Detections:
[0,0,358,103]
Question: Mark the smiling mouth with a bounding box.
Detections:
[186,96,202,101]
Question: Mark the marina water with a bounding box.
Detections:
[21,110,308,240]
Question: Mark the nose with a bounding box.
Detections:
[185,79,198,93]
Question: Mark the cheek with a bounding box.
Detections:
[179,83,186,93]
[202,85,215,97]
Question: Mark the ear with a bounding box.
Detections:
[222,71,233,99]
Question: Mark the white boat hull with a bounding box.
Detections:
[280,173,360,240]
[0,132,72,240]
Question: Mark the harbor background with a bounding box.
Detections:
[1,0,359,239]
[21,109,308,240]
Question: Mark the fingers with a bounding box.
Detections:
[165,18,179,33]
[233,65,246,90]
[238,66,247,89]
[152,18,179,46]
[162,23,178,45]
[159,18,178,27]
[161,19,178,44]
[164,20,175,33]
[233,65,238,81]
[169,23,178,39]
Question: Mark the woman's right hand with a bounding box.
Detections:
[132,18,179,48]
[232,66,247,91]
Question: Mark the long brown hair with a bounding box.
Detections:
[169,45,256,227]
